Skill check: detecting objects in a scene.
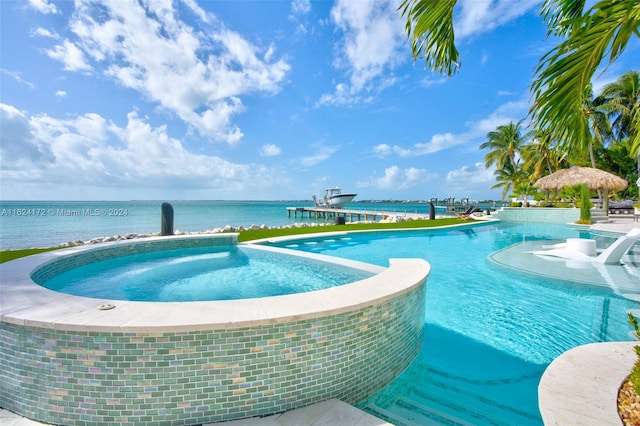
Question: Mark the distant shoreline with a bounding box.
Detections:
[0,200,487,250]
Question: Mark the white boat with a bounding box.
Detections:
[312,187,357,209]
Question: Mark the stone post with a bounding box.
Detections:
[161,202,174,236]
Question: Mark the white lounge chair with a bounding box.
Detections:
[531,228,640,265]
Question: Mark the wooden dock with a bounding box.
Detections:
[286,206,429,222]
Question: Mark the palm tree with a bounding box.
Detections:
[512,181,538,208]
[478,121,533,204]
[479,121,526,171]
[399,0,640,155]
[521,128,567,180]
[601,70,640,142]
[491,161,528,202]
[581,84,612,168]
[600,70,640,177]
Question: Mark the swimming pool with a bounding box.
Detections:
[267,221,640,425]
[35,245,375,301]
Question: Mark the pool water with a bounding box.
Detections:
[269,222,640,425]
[38,245,375,302]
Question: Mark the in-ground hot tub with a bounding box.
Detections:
[0,234,429,425]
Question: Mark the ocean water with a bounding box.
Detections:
[0,200,458,249]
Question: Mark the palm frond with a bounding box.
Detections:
[399,0,460,76]
[541,0,586,36]
[632,113,640,156]
[531,0,640,155]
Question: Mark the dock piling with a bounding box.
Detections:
[286,206,429,222]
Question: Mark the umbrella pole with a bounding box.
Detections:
[603,189,609,216]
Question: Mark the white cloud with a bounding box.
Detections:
[299,145,338,167]
[420,76,448,88]
[446,162,495,194]
[260,144,281,157]
[455,0,539,39]
[359,165,438,190]
[46,40,91,72]
[0,105,284,195]
[373,143,392,157]
[181,0,211,23]
[381,133,458,158]
[0,104,53,165]
[373,98,529,158]
[294,23,308,36]
[468,99,529,134]
[291,0,311,16]
[289,0,311,35]
[42,0,289,144]
[447,162,494,183]
[318,0,405,106]
[28,0,58,14]
[32,27,59,39]
[0,69,35,89]
[55,90,67,97]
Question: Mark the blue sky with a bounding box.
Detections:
[1,0,637,201]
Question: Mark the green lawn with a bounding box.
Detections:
[0,218,464,264]
[0,247,62,264]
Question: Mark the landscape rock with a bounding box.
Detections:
[56,218,404,249]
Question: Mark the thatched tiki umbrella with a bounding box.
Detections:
[534,166,628,215]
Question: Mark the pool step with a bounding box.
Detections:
[409,383,538,425]
[591,209,610,223]
[366,391,502,426]
[364,367,541,426]
[365,399,471,426]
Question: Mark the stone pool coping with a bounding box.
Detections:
[539,342,637,425]
[0,233,427,333]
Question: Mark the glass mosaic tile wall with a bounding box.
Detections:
[494,207,579,223]
[1,233,426,425]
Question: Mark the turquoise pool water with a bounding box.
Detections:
[38,245,374,301]
[268,222,640,425]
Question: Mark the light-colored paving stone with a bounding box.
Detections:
[591,215,639,234]
[214,399,391,425]
[0,408,50,425]
[1,400,391,426]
